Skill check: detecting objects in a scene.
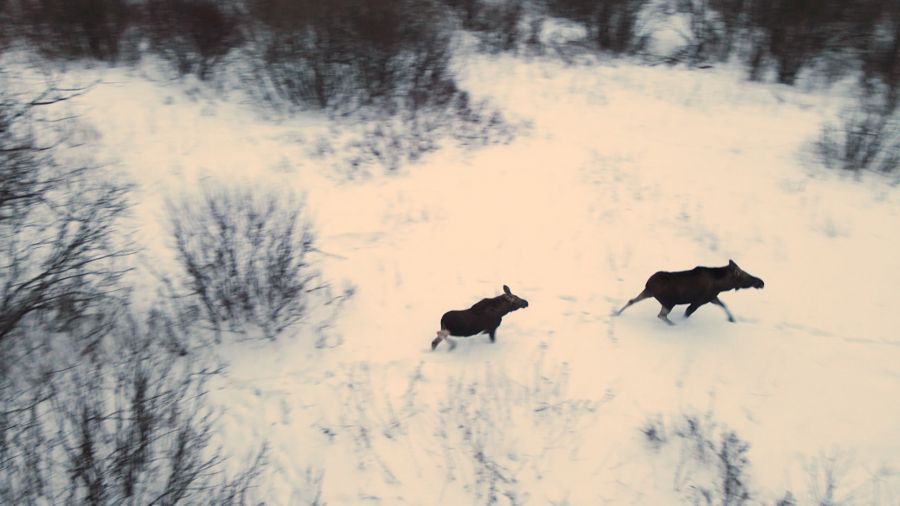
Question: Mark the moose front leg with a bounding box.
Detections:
[711,297,735,322]
[488,328,497,342]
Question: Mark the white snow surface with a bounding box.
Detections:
[65,53,900,504]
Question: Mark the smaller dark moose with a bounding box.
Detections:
[432,285,529,350]
[615,260,764,325]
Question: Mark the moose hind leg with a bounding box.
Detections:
[684,302,705,318]
[658,305,675,325]
[711,297,735,322]
[432,329,450,350]
[615,290,650,316]
[489,328,497,343]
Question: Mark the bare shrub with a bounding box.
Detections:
[546,0,651,54]
[449,0,526,53]
[816,94,899,175]
[245,0,459,113]
[433,356,597,504]
[0,72,132,348]
[859,8,899,108]
[774,491,797,506]
[330,90,519,175]
[1,77,266,504]
[1,310,267,505]
[643,413,752,506]
[653,0,748,65]
[641,415,668,450]
[167,184,350,341]
[8,0,139,62]
[142,0,243,79]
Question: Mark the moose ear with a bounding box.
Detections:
[728,259,737,267]
[503,285,511,295]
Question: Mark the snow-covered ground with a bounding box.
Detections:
[68,51,900,504]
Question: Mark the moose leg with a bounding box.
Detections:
[431,329,451,350]
[488,328,497,343]
[615,290,650,316]
[711,297,735,322]
[684,302,706,318]
[431,333,443,350]
[657,305,675,325]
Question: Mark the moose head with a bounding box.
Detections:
[500,284,529,310]
[726,260,765,290]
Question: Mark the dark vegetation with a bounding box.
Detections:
[1,0,895,174]
[165,185,353,342]
[642,413,752,506]
[2,0,895,175]
[0,65,344,502]
[1,0,894,92]
[642,413,865,505]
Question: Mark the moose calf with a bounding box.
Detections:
[432,285,529,350]
[615,260,764,325]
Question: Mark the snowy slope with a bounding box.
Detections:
[70,52,900,504]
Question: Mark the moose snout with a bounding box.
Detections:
[522,300,529,308]
[754,279,765,289]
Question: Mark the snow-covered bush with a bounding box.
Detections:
[1,79,265,504]
[244,0,459,113]
[817,95,899,175]
[167,184,349,341]
[545,0,651,54]
[642,413,752,506]
[446,0,527,53]
[142,0,244,80]
[0,72,131,347]
[1,310,266,505]
[5,0,139,62]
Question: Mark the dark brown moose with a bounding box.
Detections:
[432,285,529,350]
[614,260,764,325]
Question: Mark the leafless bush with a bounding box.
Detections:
[643,412,752,506]
[653,0,747,65]
[329,90,519,175]
[545,0,651,54]
[1,310,267,505]
[434,357,596,504]
[0,72,132,349]
[6,0,139,62]
[817,95,899,175]
[774,491,797,506]
[641,415,668,450]
[447,0,526,53]
[245,0,459,113]
[1,77,266,504]
[142,0,244,80]
[167,184,351,341]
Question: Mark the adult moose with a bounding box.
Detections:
[431,285,529,350]
[614,260,764,325]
